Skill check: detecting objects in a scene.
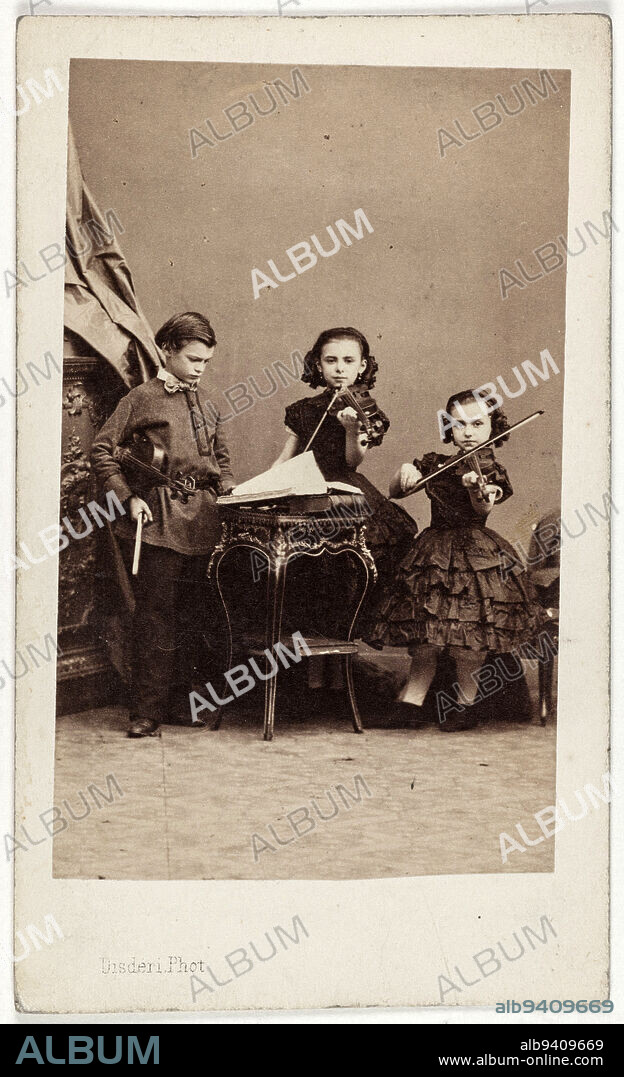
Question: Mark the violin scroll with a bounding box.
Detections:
[171,471,197,502]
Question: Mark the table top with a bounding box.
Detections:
[217,492,370,529]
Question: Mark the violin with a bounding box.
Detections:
[402,411,543,499]
[327,386,387,446]
[113,433,198,505]
[457,447,503,504]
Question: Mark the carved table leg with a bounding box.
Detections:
[264,555,288,741]
[332,544,373,735]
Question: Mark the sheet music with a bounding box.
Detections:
[328,480,362,494]
[220,452,363,504]
[227,450,327,498]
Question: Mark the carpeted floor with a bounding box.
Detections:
[52,656,557,880]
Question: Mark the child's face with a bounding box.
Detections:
[450,399,492,450]
[317,338,367,390]
[164,340,215,385]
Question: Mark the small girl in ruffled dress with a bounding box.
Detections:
[370,389,544,731]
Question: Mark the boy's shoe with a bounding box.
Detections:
[128,718,161,738]
[167,713,208,728]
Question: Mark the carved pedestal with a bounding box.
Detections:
[56,336,125,715]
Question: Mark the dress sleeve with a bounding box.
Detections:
[413,451,443,478]
[284,400,305,439]
[214,410,235,491]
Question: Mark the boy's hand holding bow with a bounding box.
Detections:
[128,496,153,524]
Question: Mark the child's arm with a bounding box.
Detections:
[91,396,153,523]
[389,463,423,500]
[213,411,235,494]
[461,472,499,515]
[336,407,368,468]
[272,432,300,468]
[461,458,512,515]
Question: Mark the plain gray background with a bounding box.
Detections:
[68,58,570,546]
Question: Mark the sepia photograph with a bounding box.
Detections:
[11,12,611,1014]
[49,56,573,881]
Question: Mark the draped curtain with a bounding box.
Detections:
[65,123,162,385]
[63,124,163,682]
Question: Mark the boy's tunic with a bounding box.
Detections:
[91,369,234,554]
[90,369,235,727]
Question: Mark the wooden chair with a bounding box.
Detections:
[526,512,560,725]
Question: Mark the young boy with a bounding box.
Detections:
[91,312,235,737]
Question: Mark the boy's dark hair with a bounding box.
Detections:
[441,388,511,445]
[155,312,217,352]
[301,327,378,389]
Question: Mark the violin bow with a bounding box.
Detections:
[303,387,373,452]
[303,388,341,453]
[132,511,145,576]
[403,410,544,497]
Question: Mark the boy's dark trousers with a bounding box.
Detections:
[120,541,213,725]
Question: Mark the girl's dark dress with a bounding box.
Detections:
[284,392,417,638]
[370,447,544,652]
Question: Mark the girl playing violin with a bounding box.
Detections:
[370,390,544,731]
[273,326,417,641]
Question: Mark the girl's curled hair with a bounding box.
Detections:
[441,388,511,445]
[301,327,378,389]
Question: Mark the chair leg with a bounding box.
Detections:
[344,653,364,734]
[539,655,554,726]
[264,668,279,742]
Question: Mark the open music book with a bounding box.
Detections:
[216,451,361,505]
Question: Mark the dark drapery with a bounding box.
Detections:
[63,125,163,692]
[65,123,162,387]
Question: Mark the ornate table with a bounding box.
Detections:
[207,495,377,740]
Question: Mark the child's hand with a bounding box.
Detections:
[399,463,423,493]
[482,484,502,505]
[461,470,480,489]
[128,496,153,524]
[336,406,363,431]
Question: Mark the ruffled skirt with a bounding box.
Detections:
[350,473,418,639]
[353,473,417,574]
[369,525,545,652]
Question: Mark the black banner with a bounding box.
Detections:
[6,1020,619,1066]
